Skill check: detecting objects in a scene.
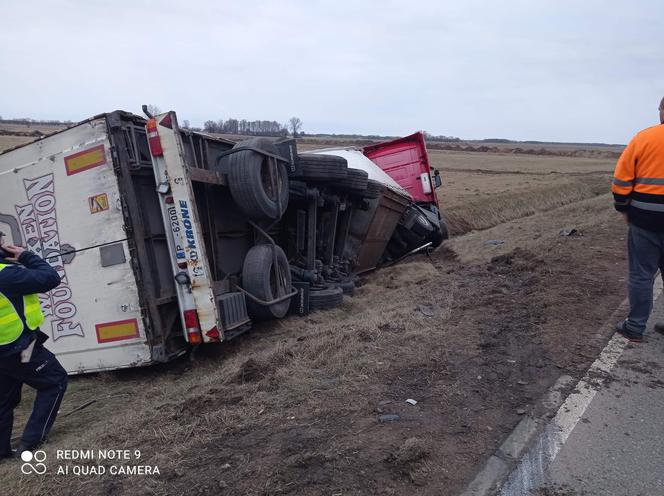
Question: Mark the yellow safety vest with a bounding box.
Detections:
[0,264,45,346]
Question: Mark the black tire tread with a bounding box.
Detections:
[336,168,369,192]
[363,179,385,199]
[295,154,348,181]
[309,287,344,311]
[228,138,289,220]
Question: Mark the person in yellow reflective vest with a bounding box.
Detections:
[0,243,64,458]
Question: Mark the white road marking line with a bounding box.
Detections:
[499,277,663,496]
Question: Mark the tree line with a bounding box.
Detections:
[201,116,303,137]
[203,118,288,136]
[0,117,73,126]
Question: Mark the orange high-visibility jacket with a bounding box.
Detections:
[612,124,664,231]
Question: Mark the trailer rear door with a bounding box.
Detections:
[147,112,221,344]
[0,119,153,373]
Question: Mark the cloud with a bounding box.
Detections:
[0,0,662,142]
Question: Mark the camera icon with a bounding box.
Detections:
[20,450,47,475]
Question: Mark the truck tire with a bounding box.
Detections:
[242,244,293,320]
[309,287,343,311]
[295,154,348,182]
[363,179,385,199]
[336,168,369,192]
[227,138,289,221]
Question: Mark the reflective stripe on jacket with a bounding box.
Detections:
[612,124,664,231]
[0,264,45,345]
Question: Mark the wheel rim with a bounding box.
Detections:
[260,158,282,202]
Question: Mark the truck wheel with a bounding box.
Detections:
[309,287,344,311]
[242,244,292,320]
[363,179,385,199]
[227,138,289,221]
[337,168,369,192]
[295,154,348,182]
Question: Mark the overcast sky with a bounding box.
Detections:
[1,0,662,143]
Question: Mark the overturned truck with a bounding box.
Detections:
[0,110,446,374]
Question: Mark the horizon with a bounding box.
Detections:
[0,114,628,147]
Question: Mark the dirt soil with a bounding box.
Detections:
[0,148,628,496]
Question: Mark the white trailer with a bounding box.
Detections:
[0,109,444,374]
[0,112,243,373]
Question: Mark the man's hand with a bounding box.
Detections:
[1,244,26,262]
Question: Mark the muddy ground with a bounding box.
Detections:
[0,131,628,495]
[2,203,628,495]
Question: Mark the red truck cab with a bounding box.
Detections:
[363,132,440,210]
[362,132,447,247]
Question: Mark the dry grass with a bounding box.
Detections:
[387,437,431,485]
[3,260,455,495]
[0,122,67,152]
[0,141,624,495]
[427,149,615,174]
[446,193,620,266]
[0,135,36,152]
[0,123,66,134]
[444,175,609,236]
[0,189,629,494]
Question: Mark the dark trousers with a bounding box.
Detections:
[0,343,68,455]
[626,224,664,334]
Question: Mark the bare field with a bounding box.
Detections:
[462,140,624,153]
[0,123,66,134]
[0,130,628,496]
[0,122,66,152]
[427,149,615,174]
[0,135,36,152]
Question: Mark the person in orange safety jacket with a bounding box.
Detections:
[612,96,664,342]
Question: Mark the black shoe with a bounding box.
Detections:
[654,322,664,335]
[16,443,39,455]
[615,321,644,343]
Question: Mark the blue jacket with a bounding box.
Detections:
[0,251,61,358]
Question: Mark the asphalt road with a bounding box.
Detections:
[535,296,664,496]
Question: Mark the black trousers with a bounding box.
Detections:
[0,343,68,454]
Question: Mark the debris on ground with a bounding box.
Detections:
[559,228,581,236]
[417,304,440,317]
[378,414,401,423]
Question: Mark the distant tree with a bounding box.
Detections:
[182,119,190,129]
[288,117,303,137]
[225,118,239,134]
[203,120,218,133]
